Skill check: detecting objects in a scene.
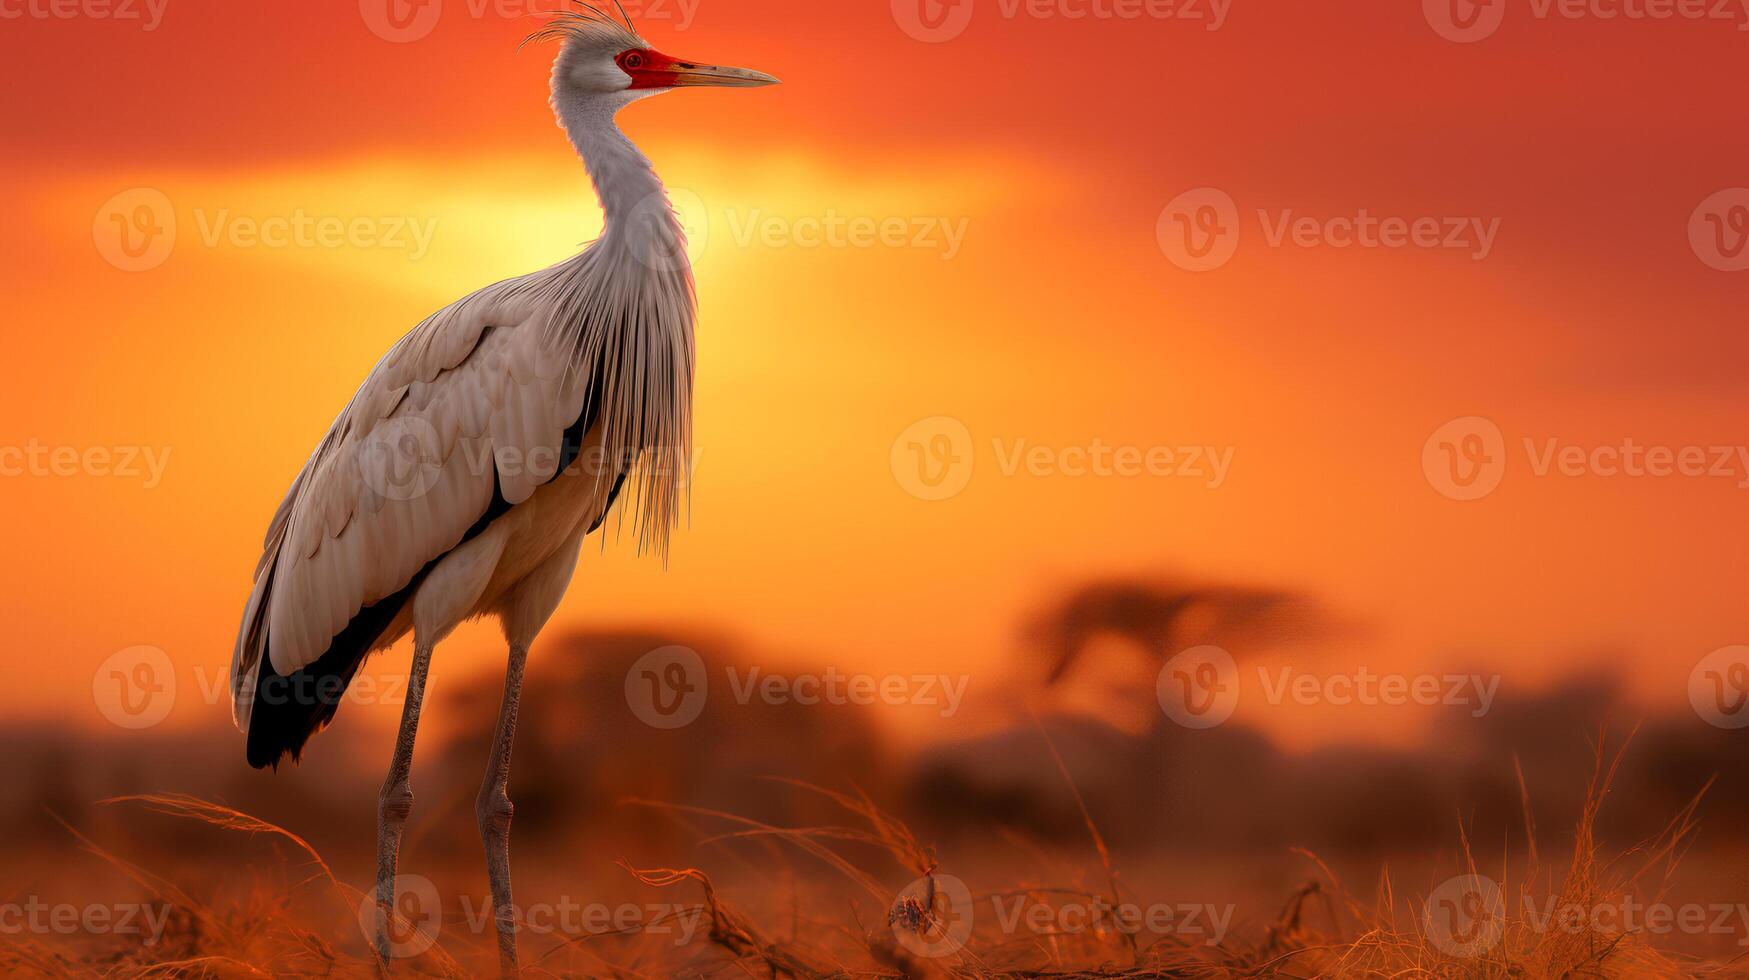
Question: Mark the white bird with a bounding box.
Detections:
[227,4,777,972]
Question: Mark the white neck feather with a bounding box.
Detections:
[539,87,696,559]
[555,92,686,265]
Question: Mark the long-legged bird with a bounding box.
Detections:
[228,6,776,972]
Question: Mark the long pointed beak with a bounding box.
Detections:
[666,62,781,88]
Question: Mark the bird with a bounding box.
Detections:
[226,4,777,973]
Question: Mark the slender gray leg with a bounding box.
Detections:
[375,641,435,967]
[478,643,529,977]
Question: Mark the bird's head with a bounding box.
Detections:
[532,2,778,106]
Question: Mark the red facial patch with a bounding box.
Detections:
[615,48,690,90]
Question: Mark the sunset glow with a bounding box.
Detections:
[3,0,1746,751]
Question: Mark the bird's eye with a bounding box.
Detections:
[621,52,645,70]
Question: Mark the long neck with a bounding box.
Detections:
[548,91,698,563]
[555,93,685,263]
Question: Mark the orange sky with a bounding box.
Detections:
[1,0,1745,749]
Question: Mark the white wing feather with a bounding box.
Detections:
[231,274,589,726]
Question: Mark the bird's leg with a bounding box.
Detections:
[478,642,529,977]
[375,640,435,968]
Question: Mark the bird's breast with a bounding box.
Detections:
[475,422,620,608]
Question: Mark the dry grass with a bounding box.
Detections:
[6,727,1747,979]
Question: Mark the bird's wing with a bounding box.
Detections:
[231,280,594,725]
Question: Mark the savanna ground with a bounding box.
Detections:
[7,585,1749,978]
[6,727,1749,978]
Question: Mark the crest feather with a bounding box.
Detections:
[522,2,645,51]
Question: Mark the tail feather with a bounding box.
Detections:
[244,573,423,770]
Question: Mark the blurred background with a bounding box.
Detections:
[2,0,1748,973]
